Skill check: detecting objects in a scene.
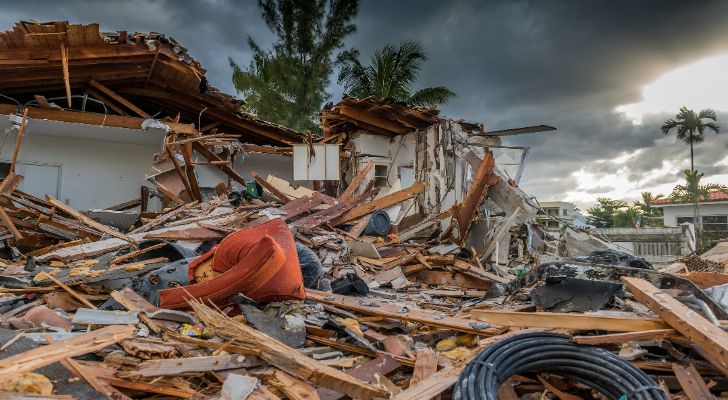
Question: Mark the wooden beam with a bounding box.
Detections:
[307,290,502,335]
[0,103,144,129]
[45,195,135,243]
[672,363,714,400]
[338,104,410,134]
[469,309,670,332]
[191,300,389,400]
[89,79,150,118]
[192,141,247,185]
[34,95,49,108]
[179,143,202,201]
[571,329,679,345]
[60,42,71,108]
[86,88,128,116]
[252,171,291,203]
[410,348,438,386]
[37,271,96,309]
[0,324,135,380]
[0,205,22,240]
[332,182,427,225]
[340,160,373,200]
[163,145,195,201]
[622,277,728,376]
[9,107,29,174]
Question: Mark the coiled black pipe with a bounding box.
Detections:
[453,332,668,400]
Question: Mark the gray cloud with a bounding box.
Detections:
[2,0,728,207]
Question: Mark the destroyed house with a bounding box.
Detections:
[319,97,553,250]
[0,21,300,211]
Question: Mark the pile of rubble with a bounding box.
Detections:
[0,155,726,399]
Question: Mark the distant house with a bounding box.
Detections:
[652,191,728,232]
[536,201,575,229]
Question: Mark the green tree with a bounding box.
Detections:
[586,198,630,228]
[230,0,359,132]
[661,107,720,173]
[336,40,455,108]
[634,191,664,220]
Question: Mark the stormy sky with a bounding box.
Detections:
[3,0,728,210]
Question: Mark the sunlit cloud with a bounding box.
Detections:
[616,54,728,124]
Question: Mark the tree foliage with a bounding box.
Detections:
[230,0,359,132]
[337,40,455,108]
[661,107,720,172]
[670,169,727,204]
[587,198,630,228]
[586,193,664,228]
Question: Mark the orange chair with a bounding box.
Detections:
[159,218,306,309]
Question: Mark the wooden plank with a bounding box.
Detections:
[9,107,29,174]
[61,358,131,400]
[124,355,258,377]
[192,141,247,185]
[110,289,162,334]
[86,88,127,116]
[60,42,71,107]
[410,348,438,386]
[110,242,167,265]
[469,309,669,332]
[37,271,96,309]
[252,170,292,203]
[672,363,714,400]
[451,150,497,244]
[339,160,373,200]
[307,290,502,335]
[191,301,389,400]
[0,206,21,240]
[258,368,321,400]
[292,189,380,229]
[571,329,679,345]
[104,377,196,398]
[0,325,135,380]
[34,95,50,108]
[318,356,400,400]
[537,374,584,400]
[332,182,427,225]
[623,276,728,376]
[89,79,150,118]
[178,143,201,201]
[45,195,135,243]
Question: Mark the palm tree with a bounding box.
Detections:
[337,40,455,107]
[671,169,728,251]
[661,107,720,173]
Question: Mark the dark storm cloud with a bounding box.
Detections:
[2,0,728,206]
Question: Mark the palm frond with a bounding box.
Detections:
[408,86,456,108]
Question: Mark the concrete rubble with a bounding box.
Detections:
[0,20,725,400]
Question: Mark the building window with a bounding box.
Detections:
[676,216,695,225]
[562,209,568,216]
[703,215,728,232]
[374,165,388,187]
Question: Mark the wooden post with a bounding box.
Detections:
[10,107,29,174]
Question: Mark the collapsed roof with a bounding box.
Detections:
[0,21,300,145]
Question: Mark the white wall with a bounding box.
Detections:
[0,117,167,211]
[2,133,162,210]
[662,202,728,226]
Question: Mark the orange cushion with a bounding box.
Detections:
[158,218,305,308]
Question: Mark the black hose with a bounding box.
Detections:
[453,332,668,400]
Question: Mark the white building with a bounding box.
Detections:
[653,191,728,232]
[536,201,575,229]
